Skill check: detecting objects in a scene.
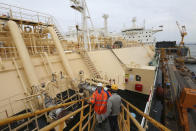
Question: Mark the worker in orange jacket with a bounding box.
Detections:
[90,83,111,124]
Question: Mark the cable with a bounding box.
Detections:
[84,0,94,29]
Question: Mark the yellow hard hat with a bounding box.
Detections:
[111,84,118,90]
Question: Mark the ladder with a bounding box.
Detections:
[53,25,64,40]
[81,51,102,79]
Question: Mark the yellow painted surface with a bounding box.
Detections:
[112,46,154,67]
[0,54,91,119]
[87,47,156,91]
[88,50,125,88]
[65,53,91,81]
[125,67,155,95]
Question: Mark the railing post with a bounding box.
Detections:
[126,103,130,131]
[79,100,84,131]
[91,114,96,131]
[5,110,11,131]
[122,106,125,131]
[118,112,122,131]
[59,122,64,131]
[88,104,92,131]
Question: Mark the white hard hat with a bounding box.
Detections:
[97,83,103,87]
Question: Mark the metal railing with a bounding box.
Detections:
[0,93,25,119]
[0,3,53,24]
[0,45,58,60]
[0,3,65,39]
[0,93,84,131]
[0,97,171,131]
[40,99,95,131]
[120,98,171,131]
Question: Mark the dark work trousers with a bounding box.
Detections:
[108,115,119,131]
[94,118,111,131]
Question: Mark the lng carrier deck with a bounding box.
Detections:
[0,1,195,131]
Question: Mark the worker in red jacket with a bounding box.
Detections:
[90,83,110,124]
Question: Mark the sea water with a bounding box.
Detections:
[186,44,196,73]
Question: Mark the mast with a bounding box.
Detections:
[102,14,109,36]
[70,0,89,50]
[81,0,88,50]
[132,17,136,28]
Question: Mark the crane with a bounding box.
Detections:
[176,21,192,58]
[69,0,94,51]
[176,21,187,46]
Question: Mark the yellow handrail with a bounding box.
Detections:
[70,104,95,131]
[40,100,95,131]
[122,98,171,131]
[121,104,145,131]
[0,96,88,126]
[0,95,171,131]
[40,103,89,131]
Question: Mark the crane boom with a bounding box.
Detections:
[176,21,182,34]
[176,21,187,46]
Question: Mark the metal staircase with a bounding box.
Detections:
[53,25,64,40]
[81,51,102,79]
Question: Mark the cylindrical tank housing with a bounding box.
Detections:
[7,20,40,87]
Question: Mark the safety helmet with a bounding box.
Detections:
[111,84,118,90]
[97,83,103,87]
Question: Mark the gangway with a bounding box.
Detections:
[0,97,171,131]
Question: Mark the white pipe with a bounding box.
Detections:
[43,52,54,74]
[48,26,76,87]
[12,58,28,95]
[7,20,40,87]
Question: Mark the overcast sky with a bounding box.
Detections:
[1,0,196,43]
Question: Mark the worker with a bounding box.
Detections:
[156,83,164,103]
[106,84,121,131]
[90,83,111,130]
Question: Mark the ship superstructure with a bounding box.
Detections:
[122,17,163,44]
